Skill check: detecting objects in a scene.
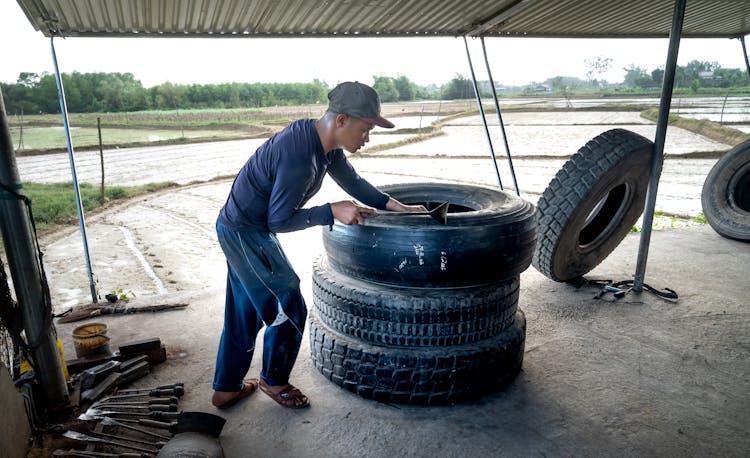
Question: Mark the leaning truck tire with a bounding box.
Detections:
[323,183,537,288]
[701,138,750,242]
[309,309,526,405]
[313,256,519,347]
[532,129,653,282]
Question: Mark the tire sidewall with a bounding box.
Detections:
[552,147,651,279]
[323,183,537,287]
[701,140,750,241]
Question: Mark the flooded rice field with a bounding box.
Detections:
[13,96,748,308]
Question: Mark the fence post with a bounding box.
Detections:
[98,117,104,202]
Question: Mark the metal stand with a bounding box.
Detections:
[740,35,750,80]
[463,36,504,191]
[480,37,520,196]
[50,35,98,303]
[633,0,687,292]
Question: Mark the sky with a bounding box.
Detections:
[1,1,748,89]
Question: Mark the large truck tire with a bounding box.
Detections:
[323,182,536,288]
[532,129,653,282]
[309,309,526,405]
[701,139,750,242]
[312,257,519,347]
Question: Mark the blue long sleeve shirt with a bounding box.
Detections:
[219,119,390,233]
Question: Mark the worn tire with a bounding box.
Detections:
[313,257,519,347]
[323,182,537,287]
[701,139,750,242]
[309,309,526,405]
[532,129,653,282]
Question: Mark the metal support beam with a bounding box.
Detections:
[463,36,503,191]
[480,37,520,196]
[50,36,98,303]
[633,0,687,292]
[0,88,68,405]
[740,35,750,80]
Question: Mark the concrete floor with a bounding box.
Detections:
[30,100,750,456]
[54,223,750,458]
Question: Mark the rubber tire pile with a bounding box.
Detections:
[309,183,537,404]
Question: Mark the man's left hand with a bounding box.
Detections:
[385,198,427,213]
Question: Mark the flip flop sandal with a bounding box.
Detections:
[213,378,259,409]
[259,380,310,409]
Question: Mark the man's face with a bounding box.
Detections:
[337,115,373,153]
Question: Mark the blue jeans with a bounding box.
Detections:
[212,220,307,391]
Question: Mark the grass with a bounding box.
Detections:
[9,125,266,154]
[357,129,446,156]
[22,181,178,233]
[630,211,708,233]
[8,95,749,155]
[640,108,750,146]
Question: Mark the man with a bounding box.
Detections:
[211,81,425,409]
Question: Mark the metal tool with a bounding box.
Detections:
[367,202,449,225]
[98,417,172,441]
[92,403,178,412]
[94,397,178,407]
[84,408,181,419]
[62,431,158,454]
[105,387,184,400]
[89,430,167,448]
[116,383,183,394]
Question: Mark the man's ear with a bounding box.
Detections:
[335,113,349,127]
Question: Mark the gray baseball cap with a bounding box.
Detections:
[327,81,394,129]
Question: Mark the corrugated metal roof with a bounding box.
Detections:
[15,0,750,39]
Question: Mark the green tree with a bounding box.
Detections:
[623,64,647,88]
[372,76,399,102]
[651,68,665,86]
[443,74,475,99]
[394,75,415,101]
[17,72,40,88]
[549,76,565,91]
[152,82,186,109]
[35,73,62,113]
[714,67,749,87]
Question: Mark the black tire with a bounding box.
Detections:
[313,257,519,347]
[309,309,526,405]
[323,183,537,287]
[532,129,653,282]
[701,139,750,242]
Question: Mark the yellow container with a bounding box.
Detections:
[72,322,111,358]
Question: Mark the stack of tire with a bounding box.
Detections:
[309,183,537,404]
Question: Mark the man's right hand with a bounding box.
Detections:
[331,200,376,225]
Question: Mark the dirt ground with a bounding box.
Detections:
[47,219,750,458]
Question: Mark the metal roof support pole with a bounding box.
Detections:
[50,35,97,303]
[740,35,750,80]
[463,36,503,191]
[633,0,687,292]
[0,88,68,405]
[480,37,520,196]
